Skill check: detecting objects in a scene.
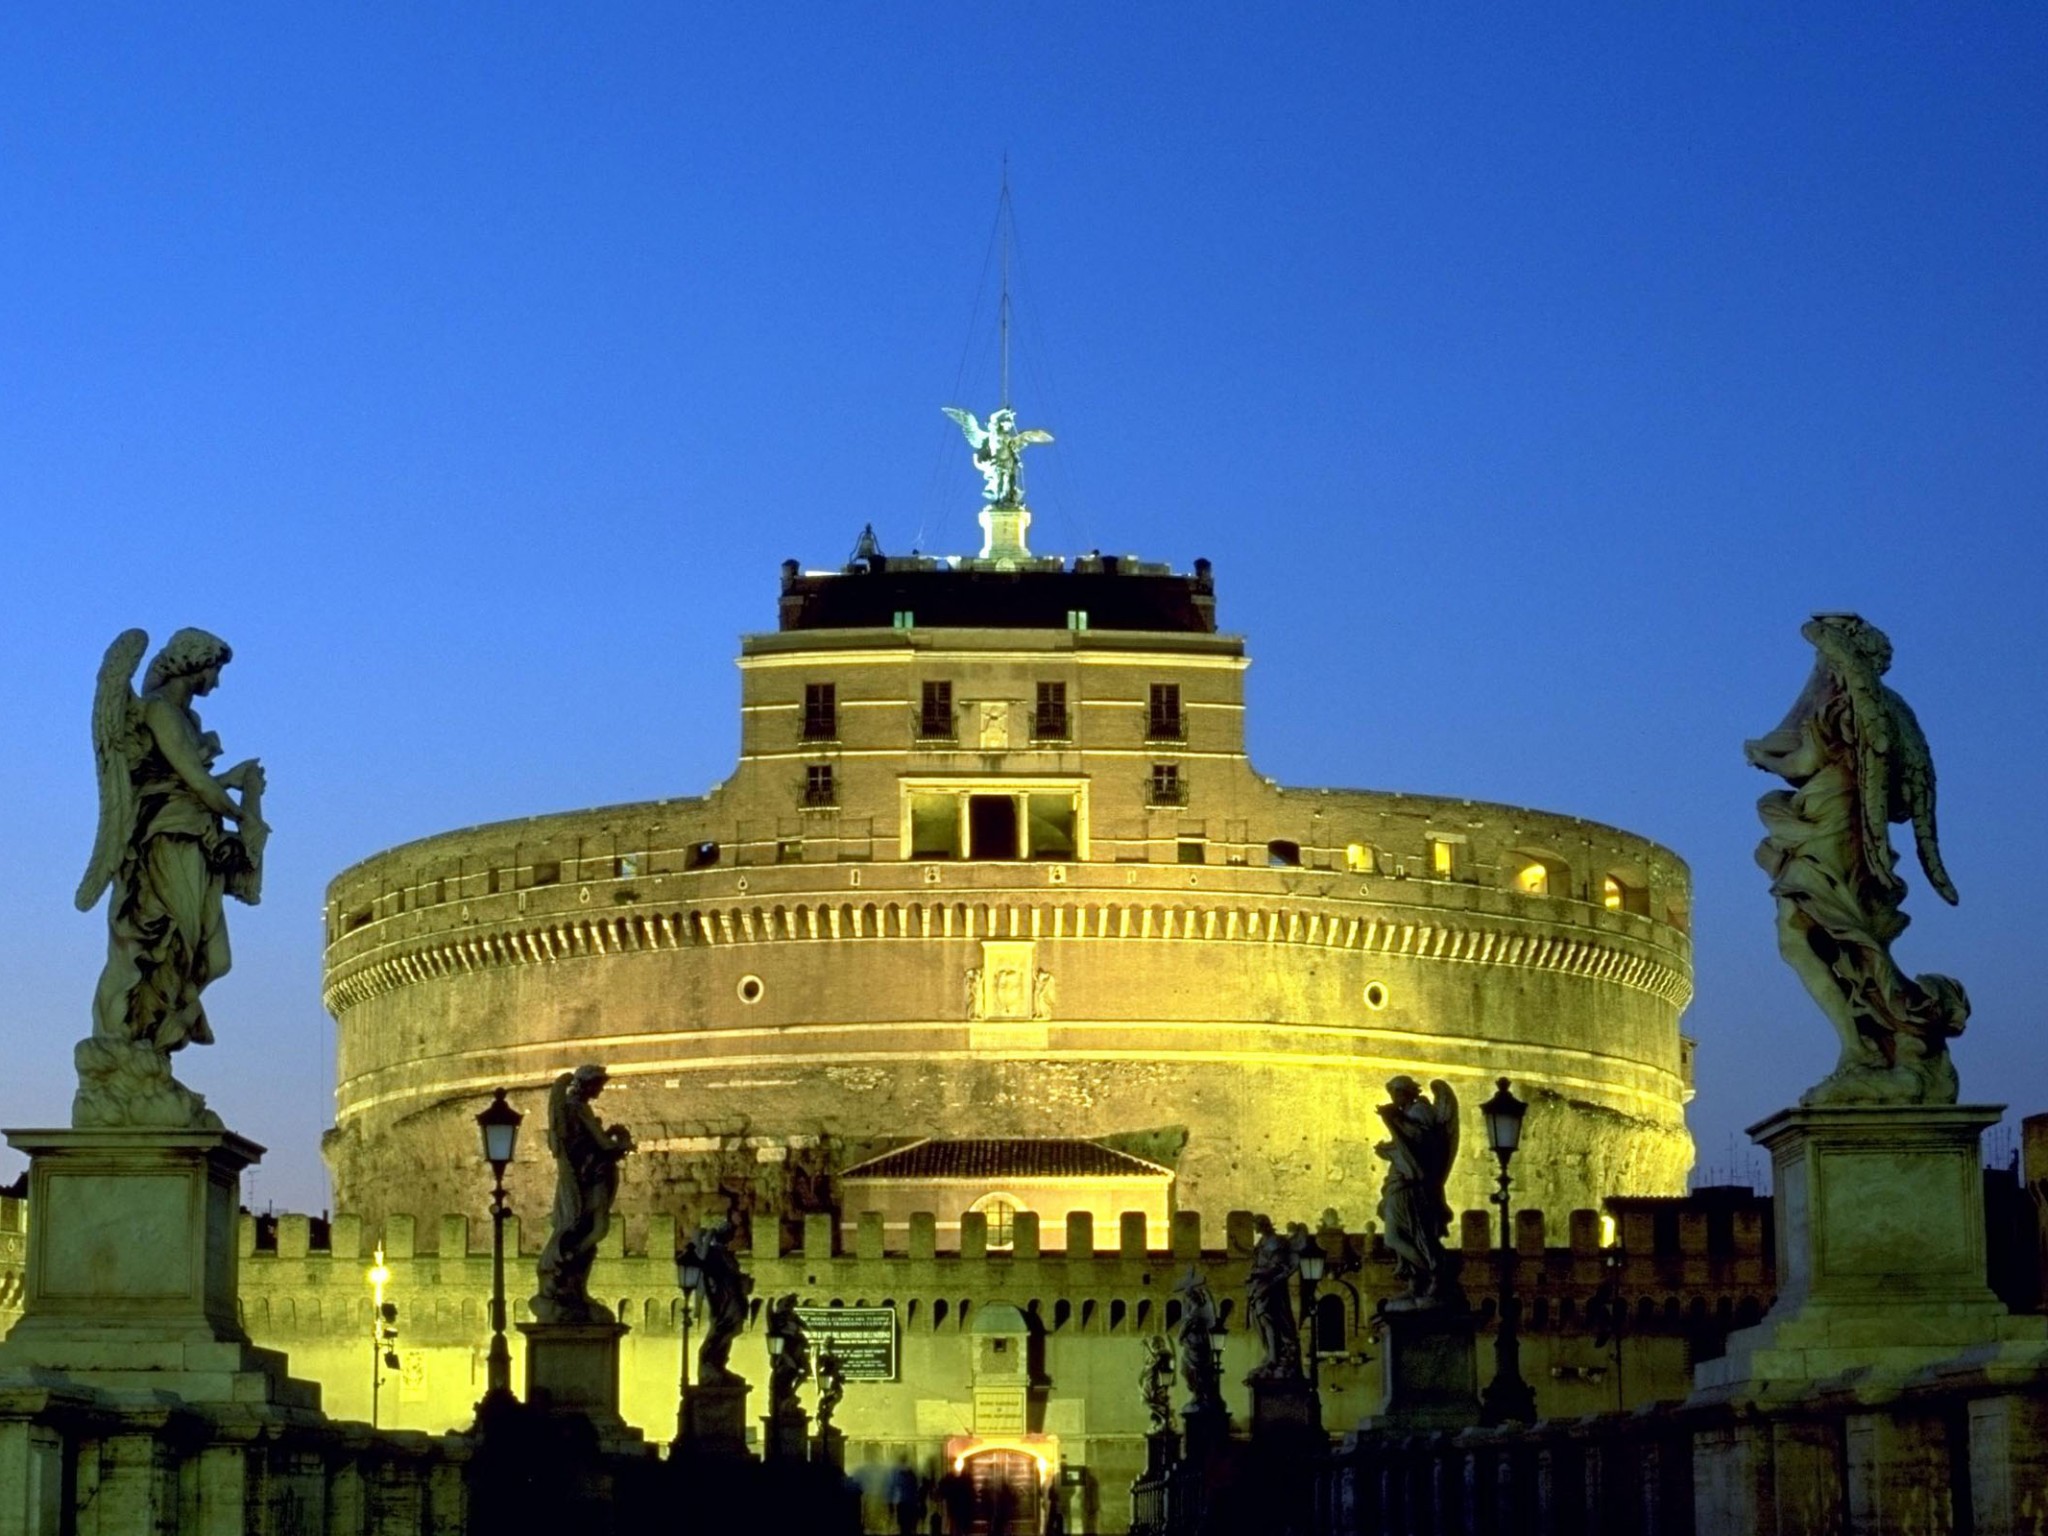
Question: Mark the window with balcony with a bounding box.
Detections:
[804,764,836,807]
[1034,681,1070,742]
[905,783,1084,861]
[1148,683,1184,741]
[803,682,837,740]
[1149,763,1185,806]
[920,680,954,739]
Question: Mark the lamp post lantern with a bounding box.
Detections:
[1478,1076,1537,1426]
[1296,1234,1328,1401]
[674,1243,703,1442]
[474,1087,523,1404]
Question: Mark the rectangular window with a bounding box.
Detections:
[1026,793,1077,860]
[1427,837,1468,880]
[909,793,962,858]
[613,855,639,880]
[891,610,915,629]
[530,859,561,886]
[804,765,836,807]
[1034,682,1069,742]
[1066,609,1089,631]
[1149,764,1185,806]
[920,680,954,739]
[487,869,501,895]
[1148,683,1184,741]
[776,839,803,864]
[1178,838,1206,865]
[803,683,837,740]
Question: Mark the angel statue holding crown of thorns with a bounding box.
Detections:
[73,628,267,1130]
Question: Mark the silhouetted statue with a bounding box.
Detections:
[765,1292,811,1417]
[1174,1267,1224,1414]
[532,1064,635,1323]
[1747,613,1968,1103]
[1245,1214,1303,1380]
[1141,1334,1175,1433]
[689,1215,753,1386]
[76,628,267,1129]
[1376,1075,1461,1306]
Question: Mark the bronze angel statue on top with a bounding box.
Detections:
[942,405,1053,506]
[75,628,267,1129]
[1746,614,1968,1105]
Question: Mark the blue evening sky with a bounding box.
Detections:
[2,9,2043,1213]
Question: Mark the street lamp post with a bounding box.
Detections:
[1478,1077,1537,1427]
[1296,1234,1328,1402]
[367,1246,391,1427]
[474,1088,524,1405]
[674,1244,703,1444]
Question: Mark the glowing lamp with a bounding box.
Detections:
[1298,1238,1327,1284]
[1481,1077,1527,1164]
[475,1088,523,1176]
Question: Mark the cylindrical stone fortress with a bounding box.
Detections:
[322,549,1693,1236]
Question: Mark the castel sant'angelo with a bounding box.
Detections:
[320,403,1697,1254]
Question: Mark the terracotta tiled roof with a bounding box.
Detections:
[839,1138,1173,1182]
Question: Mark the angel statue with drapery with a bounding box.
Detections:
[941,406,1053,506]
[1746,614,1968,1105]
[74,628,267,1130]
[1376,1075,1462,1307]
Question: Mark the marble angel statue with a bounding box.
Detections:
[74,628,266,1129]
[1745,613,1968,1104]
[941,405,1053,506]
[1376,1075,1461,1306]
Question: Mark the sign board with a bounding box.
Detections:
[796,1306,898,1382]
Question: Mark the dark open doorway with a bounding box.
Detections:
[968,795,1019,860]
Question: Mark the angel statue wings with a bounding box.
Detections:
[941,405,1053,507]
[73,628,267,1130]
[1745,613,1968,1105]
[1376,1075,1461,1307]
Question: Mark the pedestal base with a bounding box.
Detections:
[813,1423,846,1469]
[1181,1402,1231,1462]
[763,1406,810,1461]
[681,1379,752,1458]
[1367,1306,1480,1430]
[517,1320,644,1452]
[0,1127,318,1410]
[1247,1374,1320,1437]
[1693,1104,2048,1399]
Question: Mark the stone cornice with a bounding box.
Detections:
[323,892,1692,1017]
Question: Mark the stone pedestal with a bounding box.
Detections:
[1247,1374,1320,1437]
[1180,1402,1231,1463]
[762,1406,810,1462]
[681,1379,752,1458]
[0,1128,317,1409]
[1693,1104,2048,1398]
[517,1320,643,1452]
[812,1423,845,1470]
[1142,1427,1178,1479]
[1367,1306,1480,1430]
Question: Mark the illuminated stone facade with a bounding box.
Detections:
[321,547,1695,1242]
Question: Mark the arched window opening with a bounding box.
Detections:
[1344,842,1374,874]
[1313,1292,1346,1355]
[1603,874,1651,916]
[971,1193,1022,1250]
